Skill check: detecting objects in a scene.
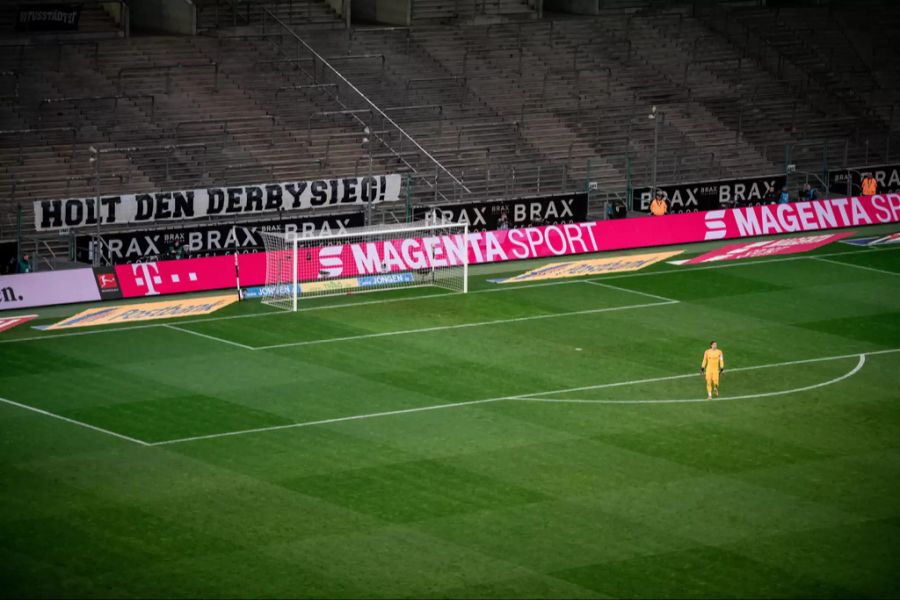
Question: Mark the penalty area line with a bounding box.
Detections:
[0,395,151,446]
[517,354,866,405]
[813,257,900,277]
[584,280,679,303]
[148,348,899,446]
[252,300,678,350]
[163,324,256,350]
[148,397,506,446]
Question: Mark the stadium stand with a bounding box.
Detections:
[2,0,899,268]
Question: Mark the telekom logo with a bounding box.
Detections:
[704,210,728,240]
[130,262,198,295]
[131,262,162,295]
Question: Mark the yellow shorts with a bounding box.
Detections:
[706,371,720,387]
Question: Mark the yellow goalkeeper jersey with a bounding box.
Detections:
[702,349,724,373]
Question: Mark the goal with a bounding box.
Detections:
[256,221,469,311]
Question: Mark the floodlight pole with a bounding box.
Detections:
[649,106,661,196]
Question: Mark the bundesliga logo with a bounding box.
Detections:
[96,273,118,290]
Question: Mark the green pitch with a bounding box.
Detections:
[1,232,899,598]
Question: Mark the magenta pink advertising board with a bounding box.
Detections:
[113,195,900,298]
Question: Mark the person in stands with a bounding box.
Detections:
[807,184,819,202]
[798,183,819,203]
[607,200,627,220]
[173,239,187,260]
[861,172,878,196]
[17,254,32,273]
[778,187,791,204]
[650,190,668,216]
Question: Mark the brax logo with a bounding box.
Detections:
[131,263,198,295]
[704,210,728,240]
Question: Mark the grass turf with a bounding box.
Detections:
[1,236,899,598]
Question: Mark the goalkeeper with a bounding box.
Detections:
[700,341,724,400]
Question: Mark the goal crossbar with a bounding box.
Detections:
[257,220,469,311]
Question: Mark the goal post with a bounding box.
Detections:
[257,220,469,311]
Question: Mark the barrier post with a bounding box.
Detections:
[625,155,633,212]
[784,143,791,177]
[15,204,22,266]
[585,158,591,195]
[91,146,102,267]
[433,164,439,202]
[404,173,412,222]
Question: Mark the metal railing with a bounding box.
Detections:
[274,82,337,116]
[174,116,277,146]
[307,109,371,143]
[7,40,100,72]
[258,8,470,202]
[116,62,219,94]
[38,94,157,122]
[0,127,78,164]
[404,76,466,103]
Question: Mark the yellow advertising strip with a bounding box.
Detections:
[500,251,682,284]
[300,277,360,294]
[47,294,238,330]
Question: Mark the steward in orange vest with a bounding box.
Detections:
[861,174,878,196]
[650,192,668,216]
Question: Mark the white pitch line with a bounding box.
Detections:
[509,347,900,399]
[0,322,163,344]
[517,354,866,405]
[253,300,678,350]
[584,280,679,303]
[584,244,900,282]
[149,397,507,446]
[1,245,897,346]
[163,324,256,350]
[813,257,900,277]
[148,348,899,446]
[0,395,150,446]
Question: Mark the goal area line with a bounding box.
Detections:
[160,280,678,351]
[0,245,896,346]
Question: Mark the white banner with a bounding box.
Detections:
[0,269,100,311]
[34,174,403,231]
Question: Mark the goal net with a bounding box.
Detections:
[256,221,469,311]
